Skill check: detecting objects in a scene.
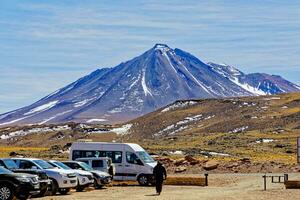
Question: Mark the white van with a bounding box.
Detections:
[70,142,157,185]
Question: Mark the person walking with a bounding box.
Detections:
[153,161,167,195]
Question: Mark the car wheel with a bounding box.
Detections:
[50,179,58,196]
[93,179,103,189]
[0,184,14,200]
[58,188,70,195]
[138,175,149,186]
[76,185,85,192]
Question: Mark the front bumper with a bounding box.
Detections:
[57,177,78,189]
[16,182,40,197]
[78,175,94,186]
[96,176,112,185]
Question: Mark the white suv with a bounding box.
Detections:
[48,160,94,192]
[12,158,78,195]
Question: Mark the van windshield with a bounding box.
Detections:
[137,151,155,163]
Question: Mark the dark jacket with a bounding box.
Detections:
[153,163,167,182]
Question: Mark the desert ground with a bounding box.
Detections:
[35,174,300,200]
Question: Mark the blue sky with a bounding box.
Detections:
[1,0,300,113]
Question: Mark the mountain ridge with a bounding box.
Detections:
[0,44,299,126]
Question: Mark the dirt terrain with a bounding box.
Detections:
[1,93,300,173]
[36,174,300,200]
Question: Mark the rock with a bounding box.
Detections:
[227,162,239,168]
[286,150,294,154]
[207,140,216,145]
[274,144,285,148]
[161,151,170,156]
[174,158,186,166]
[175,166,187,173]
[184,155,197,163]
[9,151,26,157]
[240,158,251,163]
[203,160,219,170]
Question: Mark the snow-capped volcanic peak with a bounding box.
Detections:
[0,44,299,126]
[154,43,171,53]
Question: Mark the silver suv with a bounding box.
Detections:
[12,158,77,195]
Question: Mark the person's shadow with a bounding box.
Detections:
[145,194,160,196]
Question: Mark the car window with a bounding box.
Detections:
[92,160,103,168]
[0,167,13,174]
[19,160,35,169]
[3,159,18,169]
[33,160,54,169]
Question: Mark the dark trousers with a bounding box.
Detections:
[156,180,163,194]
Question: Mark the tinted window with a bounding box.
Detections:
[73,150,122,163]
[126,152,143,165]
[18,160,35,169]
[3,159,18,169]
[0,167,13,174]
[92,160,103,168]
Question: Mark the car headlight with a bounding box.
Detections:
[16,177,31,183]
[60,173,69,178]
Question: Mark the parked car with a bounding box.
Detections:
[47,160,94,192]
[76,157,115,176]
[70,142,157,185]
[0,167,40,200]
[62,161,111,189]
[12,158,77,195]
[0,158,51,197]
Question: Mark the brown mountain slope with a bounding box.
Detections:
[1,93,300,167]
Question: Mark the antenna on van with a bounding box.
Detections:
[77,139,93,142]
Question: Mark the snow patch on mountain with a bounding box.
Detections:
[86,118,107,123]
[0,116,30,126]
[39,110,72,125]
[161,101,198,112]
[230,77,267,95]
[24,100,59,116]
[74,99,90,107]
[0,125,71,140]
[110,124,132,135]
[141,69,152,96]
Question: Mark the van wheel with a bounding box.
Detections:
[138,175,149,186]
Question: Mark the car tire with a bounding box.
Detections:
[93,179,103,189]
[38,187,48,197]
[50,179,58,196]
[76,185,85,192]
[0,184,14,200]
[58,188,70,195]
[138,175,149,186]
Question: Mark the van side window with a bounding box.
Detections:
[92,160,103,168]
[73,150,122,163]
[126,152,143,165]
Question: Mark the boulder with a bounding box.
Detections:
[175,166,187,173]
[184,155,198,163]
[174,158,186,166]
[203,160,219,170]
